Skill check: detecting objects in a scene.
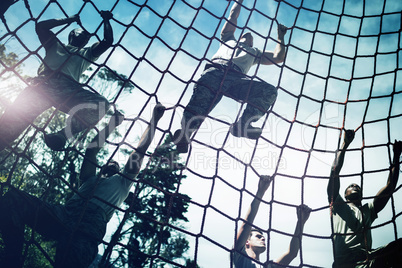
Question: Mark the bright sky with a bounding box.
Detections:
[2,0,402,267]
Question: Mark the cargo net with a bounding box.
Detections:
[1,0,402,267]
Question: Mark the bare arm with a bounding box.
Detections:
[79,111,124,181]
[275,204,311,265]
[373,140,402,214]
[260,23,288,65]
[327,129,355,203]
[234,175,272,251]
[36,14,80,49]
[123,103,165,177]
[221,0,244,35]
[92,11,114,58]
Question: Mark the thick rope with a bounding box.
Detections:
[0,0,401,267]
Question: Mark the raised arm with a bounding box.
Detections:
[260,23,288,65]
[327,129,355,203]
[234,175,272,252]
[275,204,311,265]
[79,111,124,181]
[36,14,80,49]
[123,103,165,177]
[91,11,114,58]
[373,140,402,214]
[221,0,244,35]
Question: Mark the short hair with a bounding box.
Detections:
[344,183,361,196]
[100,160,120,177]
[248,228,263,239]
[68,28,90,46]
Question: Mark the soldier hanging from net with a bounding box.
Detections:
[0,103,166,268]
[232,175,311,268]
[173,0,287,153]
[0,10,114,152]
[327,130,402,267]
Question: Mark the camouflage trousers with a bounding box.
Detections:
[182,65,277,131]
[0,188,107,268]
[0,74,110,150]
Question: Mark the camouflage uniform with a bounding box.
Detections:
[0,74,109,148]
[182,64,277,132]
[0,42,110,151]
[181,29,278,135]
[0,187,107,268]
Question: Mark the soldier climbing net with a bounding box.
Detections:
[1,0,402,267]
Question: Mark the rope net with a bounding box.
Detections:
[1,0,402,267]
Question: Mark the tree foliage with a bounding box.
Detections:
[83,66,135,102]
[107,136,198,268]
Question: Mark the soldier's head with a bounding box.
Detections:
[344,183,362,202]
[68,28,91,48]
[100,160,120,177]
[240,32,253,47]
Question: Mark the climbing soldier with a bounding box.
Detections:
[327,129,402,267]
[0,104,165,268]
[233,175,311,267]
[0,10,114,152]
[173,0,287,153]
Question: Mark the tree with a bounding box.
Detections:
[83,66,135,102]
[0,43,26,114]
[103,136,198,268]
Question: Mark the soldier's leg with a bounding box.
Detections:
[174,68,224,153]
[55,236,99,268]
[44,77,110,151]
[0,188,67,267]
[55,202,107,268]
[226,76,277,139]
[64,90,110,137]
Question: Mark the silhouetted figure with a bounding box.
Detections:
[0,104,166,268]
[0,11,114,152]
[233,175,311,267]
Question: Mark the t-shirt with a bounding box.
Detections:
[211,31,262,74]
[38,41,98,82]
[233,247,278,268]
[331,195,377,264]
[68,173,135,222]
